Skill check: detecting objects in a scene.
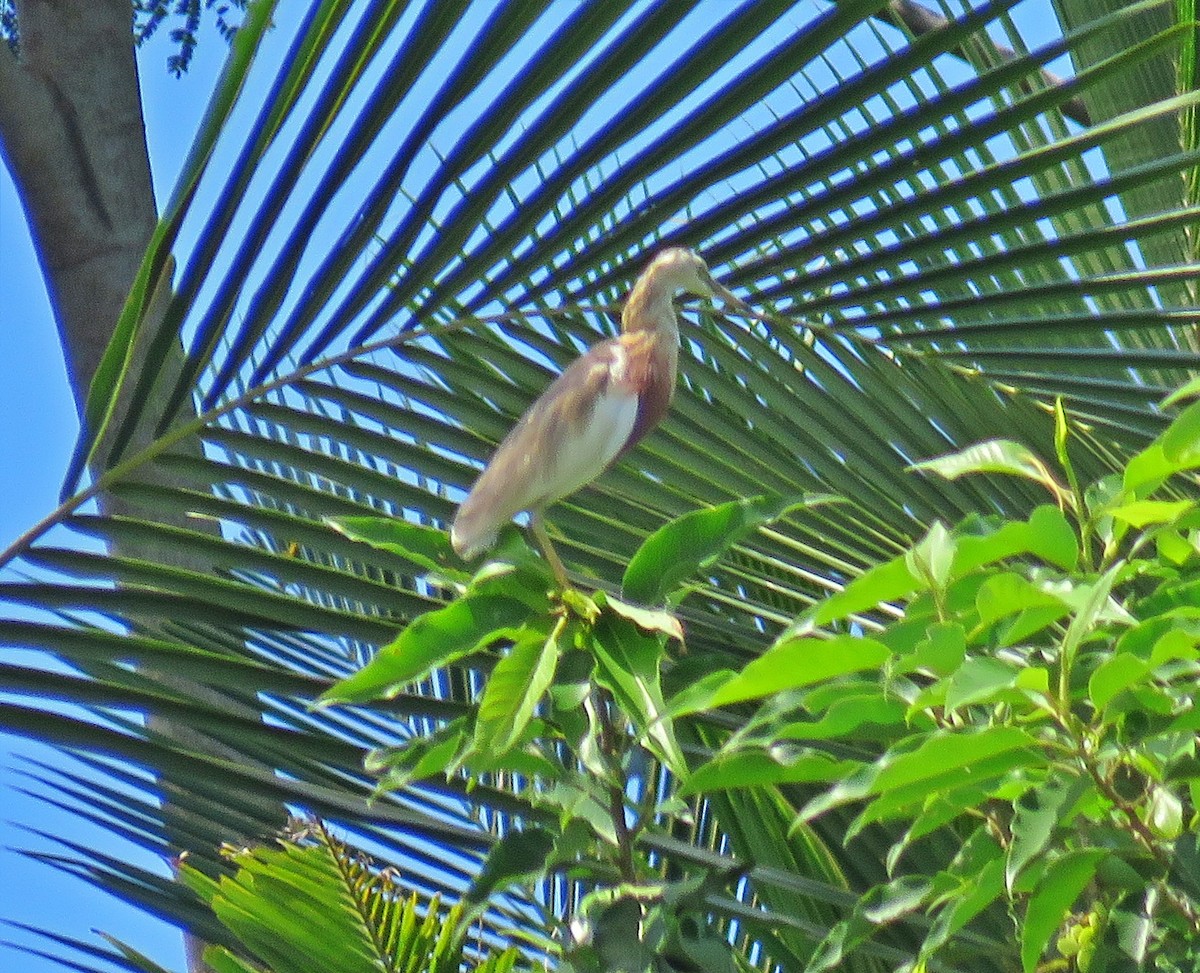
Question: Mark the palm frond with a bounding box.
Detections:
[5,1,1200,968]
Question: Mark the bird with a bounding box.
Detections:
[450,248,747,587]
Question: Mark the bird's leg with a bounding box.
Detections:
[529,511,570,589]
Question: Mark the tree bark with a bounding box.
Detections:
[0,0,156,405]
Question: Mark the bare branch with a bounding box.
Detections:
[880,0,1092,127]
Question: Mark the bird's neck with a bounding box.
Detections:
[621,277,680,341]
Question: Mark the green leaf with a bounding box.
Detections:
[672,634,890,715]
[1150,626,1199,666]
[1061,563,1127,662]
[474,628,562,758]
[1156,528,1196,564]
[807,875,932,972]
[905,520,956,593]
[1023,506,1082,571]
[955,505,1080,573]
[1124,442,1175,496]
[813,508,1078,631]
[593,590,684,642]
[1053,397,1070,469]
[1000,607,1075,648]
[852,746,1041,835]
[591,610,686,777]
[1125,403,1200,494]
[1145,784,1184,840]
[1088,653,1150,711]
[589,895,658,973]
[871,728,1038,792]
[921,837,1006,957]
[1006,775,1089,892]
[1159,399,1200,463]
[1021,850,1108,973]
[665,916,746,973]
[976,572,1070,626]
[535,783,617,847]
[679,747,852,798]
[466,826,556,904]
[779,693,907,741]
[622,493,824,605]
[810,556,920,626]
[897,622,966,676]
[1016,666,1050,695]
[1106,499,1195,528]
[801,726,1039,824]
[888,789,990,874]
[945,657,1021,713]
[319,594,534,704]
[328,515,469,578]
[909,439,1056,489]
[662,667,738,720]
[365,718,469,790]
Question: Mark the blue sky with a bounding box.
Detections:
[0,21,230,972]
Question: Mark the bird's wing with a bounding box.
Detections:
[451,338,638,558]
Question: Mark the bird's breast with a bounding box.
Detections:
[618,331,678,450]
[532,376,638,505]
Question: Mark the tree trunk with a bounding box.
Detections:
[1,4,281,970]
[0,0,155,397]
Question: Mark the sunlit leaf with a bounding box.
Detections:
[955,505,1079,574]
[945,657,1021,713]
[679,747,852,798]
[809,558,920,627]
[590,610,685,778]
[593,590,684,643]
[622,493,825,605]
[474,628,562,758]
[909,440,1057,490]
[320,595,535,704]
[1088,653,1150,711]
[672,635,890,715]
[329,516,469,579]
[1020,850,1107,973]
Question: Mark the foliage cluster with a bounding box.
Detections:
[170,818,519,973]
[132,0,247,76]
[202,392,1200,973]
[0,0,245,72]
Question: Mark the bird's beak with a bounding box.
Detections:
[712,281,752,314]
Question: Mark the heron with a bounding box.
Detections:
[450,248,747,587]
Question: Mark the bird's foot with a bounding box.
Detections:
[556,587,600,623]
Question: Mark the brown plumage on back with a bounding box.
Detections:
[450,248,746,584]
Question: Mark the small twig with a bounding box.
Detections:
[593,686,638,884]
[1067,733,1200,932]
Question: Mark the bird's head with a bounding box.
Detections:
[650,247,719,297]
[633,248,750,317]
